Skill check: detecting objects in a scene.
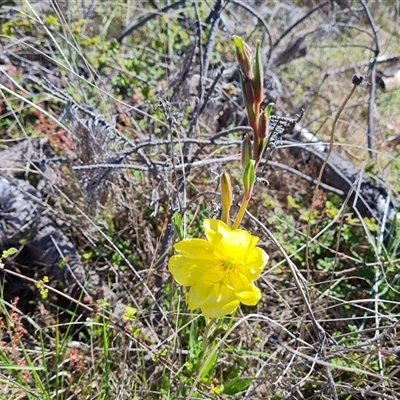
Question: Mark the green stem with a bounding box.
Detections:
[201,319,215,361]
[232,196,250,230]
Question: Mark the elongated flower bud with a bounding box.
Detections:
[257,111,267,140]
[257,105,274,160]
[243,160,256,200]
[241,75,256,125]
[233,36,253,80]
[220,169,232,226]
[221,169,232,208]
[241,133,252,169]
[242,76,255,104]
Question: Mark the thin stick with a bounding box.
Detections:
[305,80,358,279]
[360,0,380,160]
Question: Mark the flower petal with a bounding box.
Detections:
[168,239,222,286]
[188,281,240,318]
[235,283,261,306]
[226,270,261,306]
[203,219,260,264]
[168,255,200,286]
[238,247,269,281]
[203,219,232,249]
[173,238,222,259]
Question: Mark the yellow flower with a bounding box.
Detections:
[168,219,268,318]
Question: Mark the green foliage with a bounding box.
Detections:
[268,192,384,312]
[1,248,17,260]
[35,276,49,299]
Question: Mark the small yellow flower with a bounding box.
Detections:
[168,219,268,318]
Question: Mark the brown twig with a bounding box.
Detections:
[360,0,380,160]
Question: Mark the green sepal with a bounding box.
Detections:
[253,40,263,104]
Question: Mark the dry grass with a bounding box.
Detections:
[0,0,400,399]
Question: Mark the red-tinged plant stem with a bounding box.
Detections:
[252,100,260,162]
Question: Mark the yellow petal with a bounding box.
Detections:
[188,281,240,318]
[187,280,213,310]
[203,218,232,242]
[237,247,269,281]
[203,219,259,264]
[225,270,261,306]
[173,238,223,259]
[223,230,259,264]
[168,255,203,286]
[169,238,224,286]
[235,283,261,306]
[202,298,239,318]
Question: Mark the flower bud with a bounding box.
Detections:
[220,169,232,226]
[221,169,232,208]
[241,133,252,169]
[233,36,253,80]
[241,75,256,125]
[256,104,274,159]
[243,160,256,200]
[257,111,267,140]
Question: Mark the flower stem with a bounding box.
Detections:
[232,196,250,230]
[201,318,215,362]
